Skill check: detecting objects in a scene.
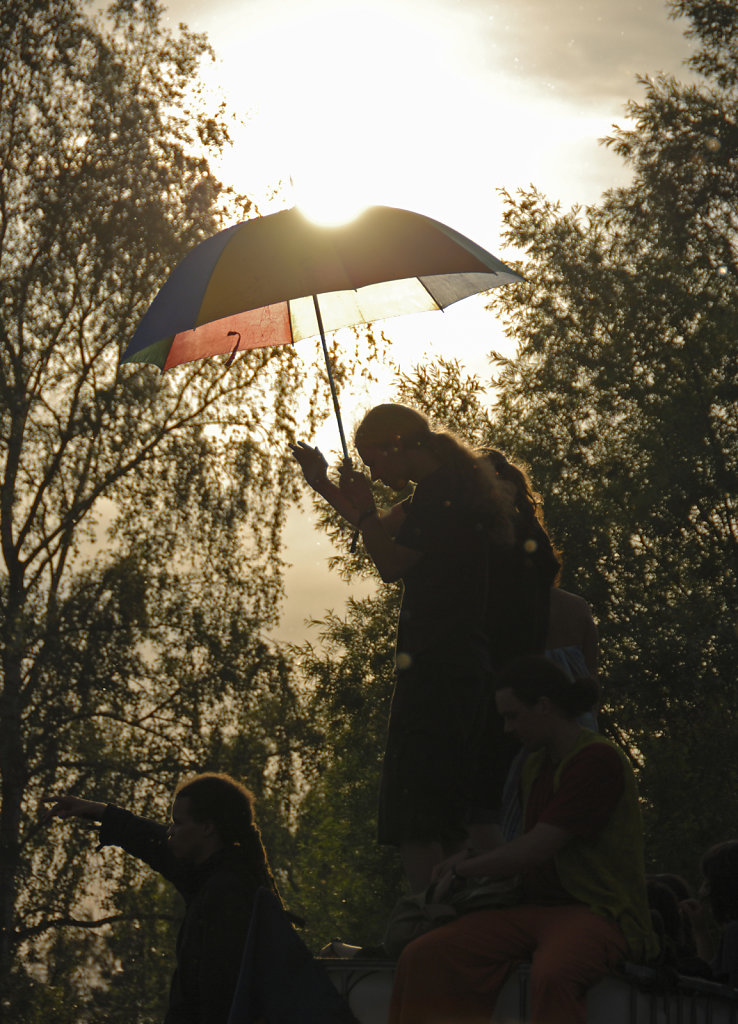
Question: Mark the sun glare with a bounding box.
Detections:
[209,0,490,224]
[202,0,631,248]
[292,171,370,226]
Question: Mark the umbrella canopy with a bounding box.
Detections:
[122,204,523,454]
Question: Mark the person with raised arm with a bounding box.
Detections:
[45,773,279,1024]
[292,404,514,890]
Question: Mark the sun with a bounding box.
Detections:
[207,0,490,225]
[291,171,370,226]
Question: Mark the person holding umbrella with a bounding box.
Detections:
[292,404,515,890]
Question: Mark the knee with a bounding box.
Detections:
[531,956,582,996]
[398,928,448,974]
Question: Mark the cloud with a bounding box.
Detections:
[165,0,697,108]
[463,0,697,103]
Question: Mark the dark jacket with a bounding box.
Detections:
[99,805,258,1024]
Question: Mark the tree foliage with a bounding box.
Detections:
[483,0,737,877]
[0,0,319,1015]
[289,589,405,949]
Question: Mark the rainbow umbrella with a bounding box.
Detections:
[123,205,523,458]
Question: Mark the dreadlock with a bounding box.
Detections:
[174,772,282,903]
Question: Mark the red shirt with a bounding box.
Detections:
[522,740,625,904]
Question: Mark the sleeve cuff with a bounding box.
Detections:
[97,804,127,848]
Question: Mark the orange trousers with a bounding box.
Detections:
[388,903,628,1024]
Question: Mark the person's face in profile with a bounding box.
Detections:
[495,687,549,750]
[357,440,409,491]
[168,795,213,864]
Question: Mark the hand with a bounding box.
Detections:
[431,849,470,884]
[42,795,106,824]
[429,849,474,903]
[338,461,375,512]
[290,442,329,490]
[431,868,456,904]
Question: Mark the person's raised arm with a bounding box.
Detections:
[45,794,186,888]
[43,795,106,823]
[290,442,364,525]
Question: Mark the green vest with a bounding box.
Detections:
[521,730,659,963]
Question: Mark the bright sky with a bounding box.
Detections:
[166,0,694,234]
[158,0,695,642]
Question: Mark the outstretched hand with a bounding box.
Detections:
[42,795,106,824]
[290,442,329,490]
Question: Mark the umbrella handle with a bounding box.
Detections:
[313,295,351,465]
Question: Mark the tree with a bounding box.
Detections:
[290,590,405,949]
[481,0,737,878]
[0,0,321,1014]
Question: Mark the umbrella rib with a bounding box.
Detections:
[415,275,449,311]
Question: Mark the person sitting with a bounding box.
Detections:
[682,840,738,987]
[499,585,601,842]
[45,772,279,1024]
[388,656,659,1024]
[647,872,711,977]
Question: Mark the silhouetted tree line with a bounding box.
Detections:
[1,0,736,1019]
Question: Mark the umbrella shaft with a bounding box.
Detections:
[313,294,350,464]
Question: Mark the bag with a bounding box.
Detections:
[383,873,521,957]
[228,887,358,1023]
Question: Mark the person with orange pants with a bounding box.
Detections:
[388,656,658,1024]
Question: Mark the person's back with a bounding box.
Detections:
[162,843,258,1022]
[545,587,598,679]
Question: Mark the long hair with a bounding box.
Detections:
[354,404,513,543]
[175,772,280,899]
[701,841,738,923]
[496,654,600,719]
[482,448,562,581]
